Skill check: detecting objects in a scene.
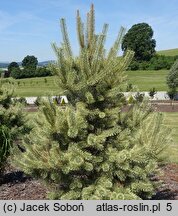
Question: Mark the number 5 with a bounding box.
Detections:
[166,203,172,211]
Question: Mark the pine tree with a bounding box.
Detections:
[12,4,171,200]
[0,79,29,173]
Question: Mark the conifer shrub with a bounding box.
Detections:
[0,125,11,171]
[127,95,135,104]
[167,88,176,100]
[34,96,42,106]
[134,92,145,103]
[126,83,133,92]
[167,59,178,90]
[149,87,157,99]
[12,5,171,200]
[13,97,27,106]
[0,80,29,174]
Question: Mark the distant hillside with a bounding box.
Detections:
[157,48,178,56]
[0,60,54,69]
[0,62,10,68]
[38,60,55,66]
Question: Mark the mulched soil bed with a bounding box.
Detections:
[25,101,178,113]
[151,101,178,112]
[0,163,178,200]
[151,163,178,200]
[0,164,49,200]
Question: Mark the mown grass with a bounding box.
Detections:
[3,70,169,97]
[126,70,169,91]
[12,76,59,97]
[157,48,178,56]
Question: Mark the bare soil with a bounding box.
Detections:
[0,164,49,200]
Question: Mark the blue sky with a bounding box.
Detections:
[0,0,178,62]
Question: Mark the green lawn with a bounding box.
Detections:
[157,48,178,56]
[11,76,59,97]
[126,70,169,91]
[3,70,169,97]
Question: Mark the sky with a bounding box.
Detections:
[0,0,178,62]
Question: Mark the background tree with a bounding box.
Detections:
[13,5,171,200]
[11,67,22,79]
[167,59,178,90]
[21,55,38,78]
[122,23,156,61]
[22,55,38,69]
[0,68,3,75]
[8,62,19,74]
[35,66,52,77]
[3,71,11,78]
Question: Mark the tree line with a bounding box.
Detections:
[5,55,52,79]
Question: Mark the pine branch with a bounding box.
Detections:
[88,4,95,46]
[77,10,85,49]
[60,18,73,59]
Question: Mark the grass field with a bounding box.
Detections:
[3,69,169,97]
[1,48,177,96]
[126,70,169,91]
[3,46,177,97]
[10,76,59,97]
[157,48,178,56]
